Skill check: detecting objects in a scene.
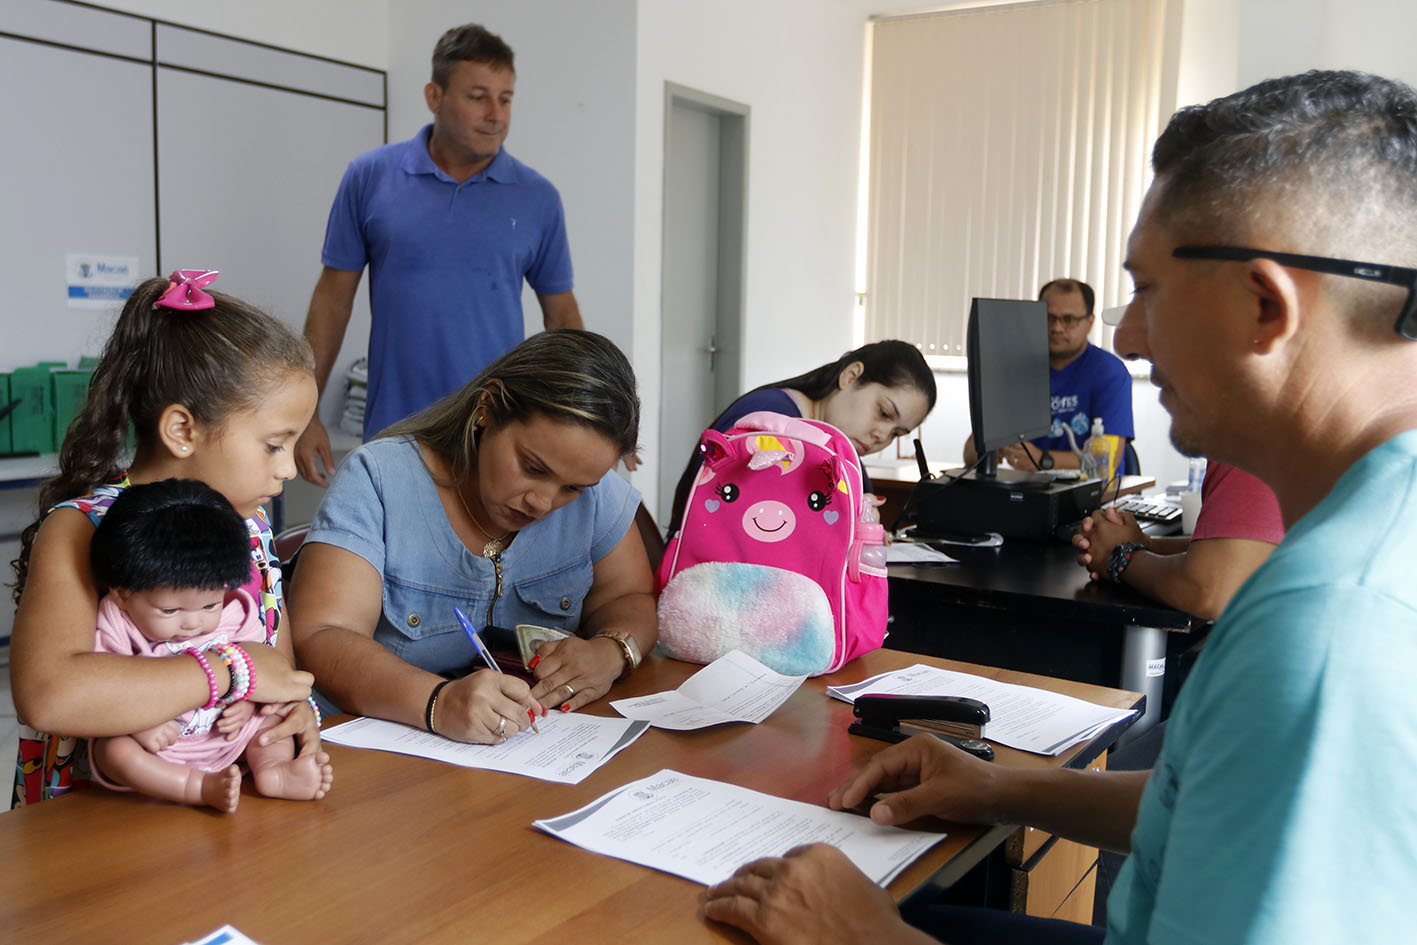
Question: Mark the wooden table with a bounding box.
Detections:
[0,650,1141,945]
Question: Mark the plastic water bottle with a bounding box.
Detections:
[1186,456,1207,493]
[1083,418,1116,484]
[859,494,887,568]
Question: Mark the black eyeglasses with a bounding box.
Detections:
[1046,314,1090,328]
[1172,245,1417,341]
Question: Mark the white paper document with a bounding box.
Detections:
[321,711,649,784]
[534,768,945,886]
[886,541,958,564]
[828,664,1136,756]
[610,649,806,730]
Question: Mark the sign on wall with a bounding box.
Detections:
[65,253,139,310]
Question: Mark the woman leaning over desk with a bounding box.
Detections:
[290,331,655,743]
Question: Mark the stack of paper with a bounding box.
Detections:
[610,649,805,730]
[829,664,1136,756]
[321,711,649,784]
[535,768,944,886]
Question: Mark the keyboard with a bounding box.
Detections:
[1112,496,1182,524]
[1053,495,1186,542]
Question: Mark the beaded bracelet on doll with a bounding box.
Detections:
[184,647,221,710]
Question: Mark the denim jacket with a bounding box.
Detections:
[306,436,638,676]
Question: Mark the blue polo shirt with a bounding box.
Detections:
[322,125,574,438]
[1033,342,1134,451]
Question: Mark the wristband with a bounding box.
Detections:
[591,631,641,680]
[1105,541,1146,584]
[184,647,221,710]
[306,695,322,728]
[425,679,453,735]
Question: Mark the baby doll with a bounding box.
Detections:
[88,479,332,811]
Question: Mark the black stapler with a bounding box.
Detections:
[848,694,995,761]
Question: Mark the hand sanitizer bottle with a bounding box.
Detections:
[1084,418,1117,485]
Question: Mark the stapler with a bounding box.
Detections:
[848,693,995,761]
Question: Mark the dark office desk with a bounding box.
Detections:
[887,538,1196,737]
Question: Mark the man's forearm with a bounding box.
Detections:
[994,766,1149,853]
[304,302,350,394]
[301,268,362,395]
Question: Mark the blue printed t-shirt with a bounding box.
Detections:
[321,125,575,439]
[305,437,638,678]
[1034,343,1134,451]
[1106,430,1417,944]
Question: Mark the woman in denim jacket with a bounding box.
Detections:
[291,331,655,743]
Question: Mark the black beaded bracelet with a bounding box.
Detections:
[1105,541,1146,583]
[425,679,453,734]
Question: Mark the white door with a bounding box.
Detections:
[658,89,747,528]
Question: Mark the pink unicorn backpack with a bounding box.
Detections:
[655,411,888,676]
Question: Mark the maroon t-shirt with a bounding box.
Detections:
[1192,461,1285,544]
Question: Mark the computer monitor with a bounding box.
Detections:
[966,298,1052,478]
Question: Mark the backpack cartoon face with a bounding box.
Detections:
[657,412,888,677]
[692,429,850,556]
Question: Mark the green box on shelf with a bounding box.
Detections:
[0,374,12,454]
[78,355,101,369]
[9,366,55,453]
[51,369,94,444]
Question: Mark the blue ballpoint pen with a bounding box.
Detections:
[454,607,539,733]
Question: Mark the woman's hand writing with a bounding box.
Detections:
[437,670,543,743]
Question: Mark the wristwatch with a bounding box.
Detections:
[1105,541,1146,583]
[1037,450,1055,470]
[593,630,642,679]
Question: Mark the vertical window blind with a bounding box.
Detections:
[864,0,1174,356]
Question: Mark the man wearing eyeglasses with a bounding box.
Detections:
[704,69,1417,945]
[963,277,1134,471]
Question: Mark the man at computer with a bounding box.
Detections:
[704,69,1417,945]
[963,278,1134,471]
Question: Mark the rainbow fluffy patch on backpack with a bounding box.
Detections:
[655,561,835,676]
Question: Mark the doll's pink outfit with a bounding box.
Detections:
[89,589,267,789]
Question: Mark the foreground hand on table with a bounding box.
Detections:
[701,844,937,945]
[528,634,628,711]
[828,733,1003,827]
[438,670,544,743]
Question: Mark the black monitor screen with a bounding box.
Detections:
[966,298,1052,475]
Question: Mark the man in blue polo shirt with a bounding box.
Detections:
[964,278,1133,471]
[296,23,583,485]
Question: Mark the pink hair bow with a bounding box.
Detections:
[154,269,220,311]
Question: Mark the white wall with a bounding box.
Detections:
[1174,0,1417,105]
[632,0,868,513]
[85,0,389,67]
